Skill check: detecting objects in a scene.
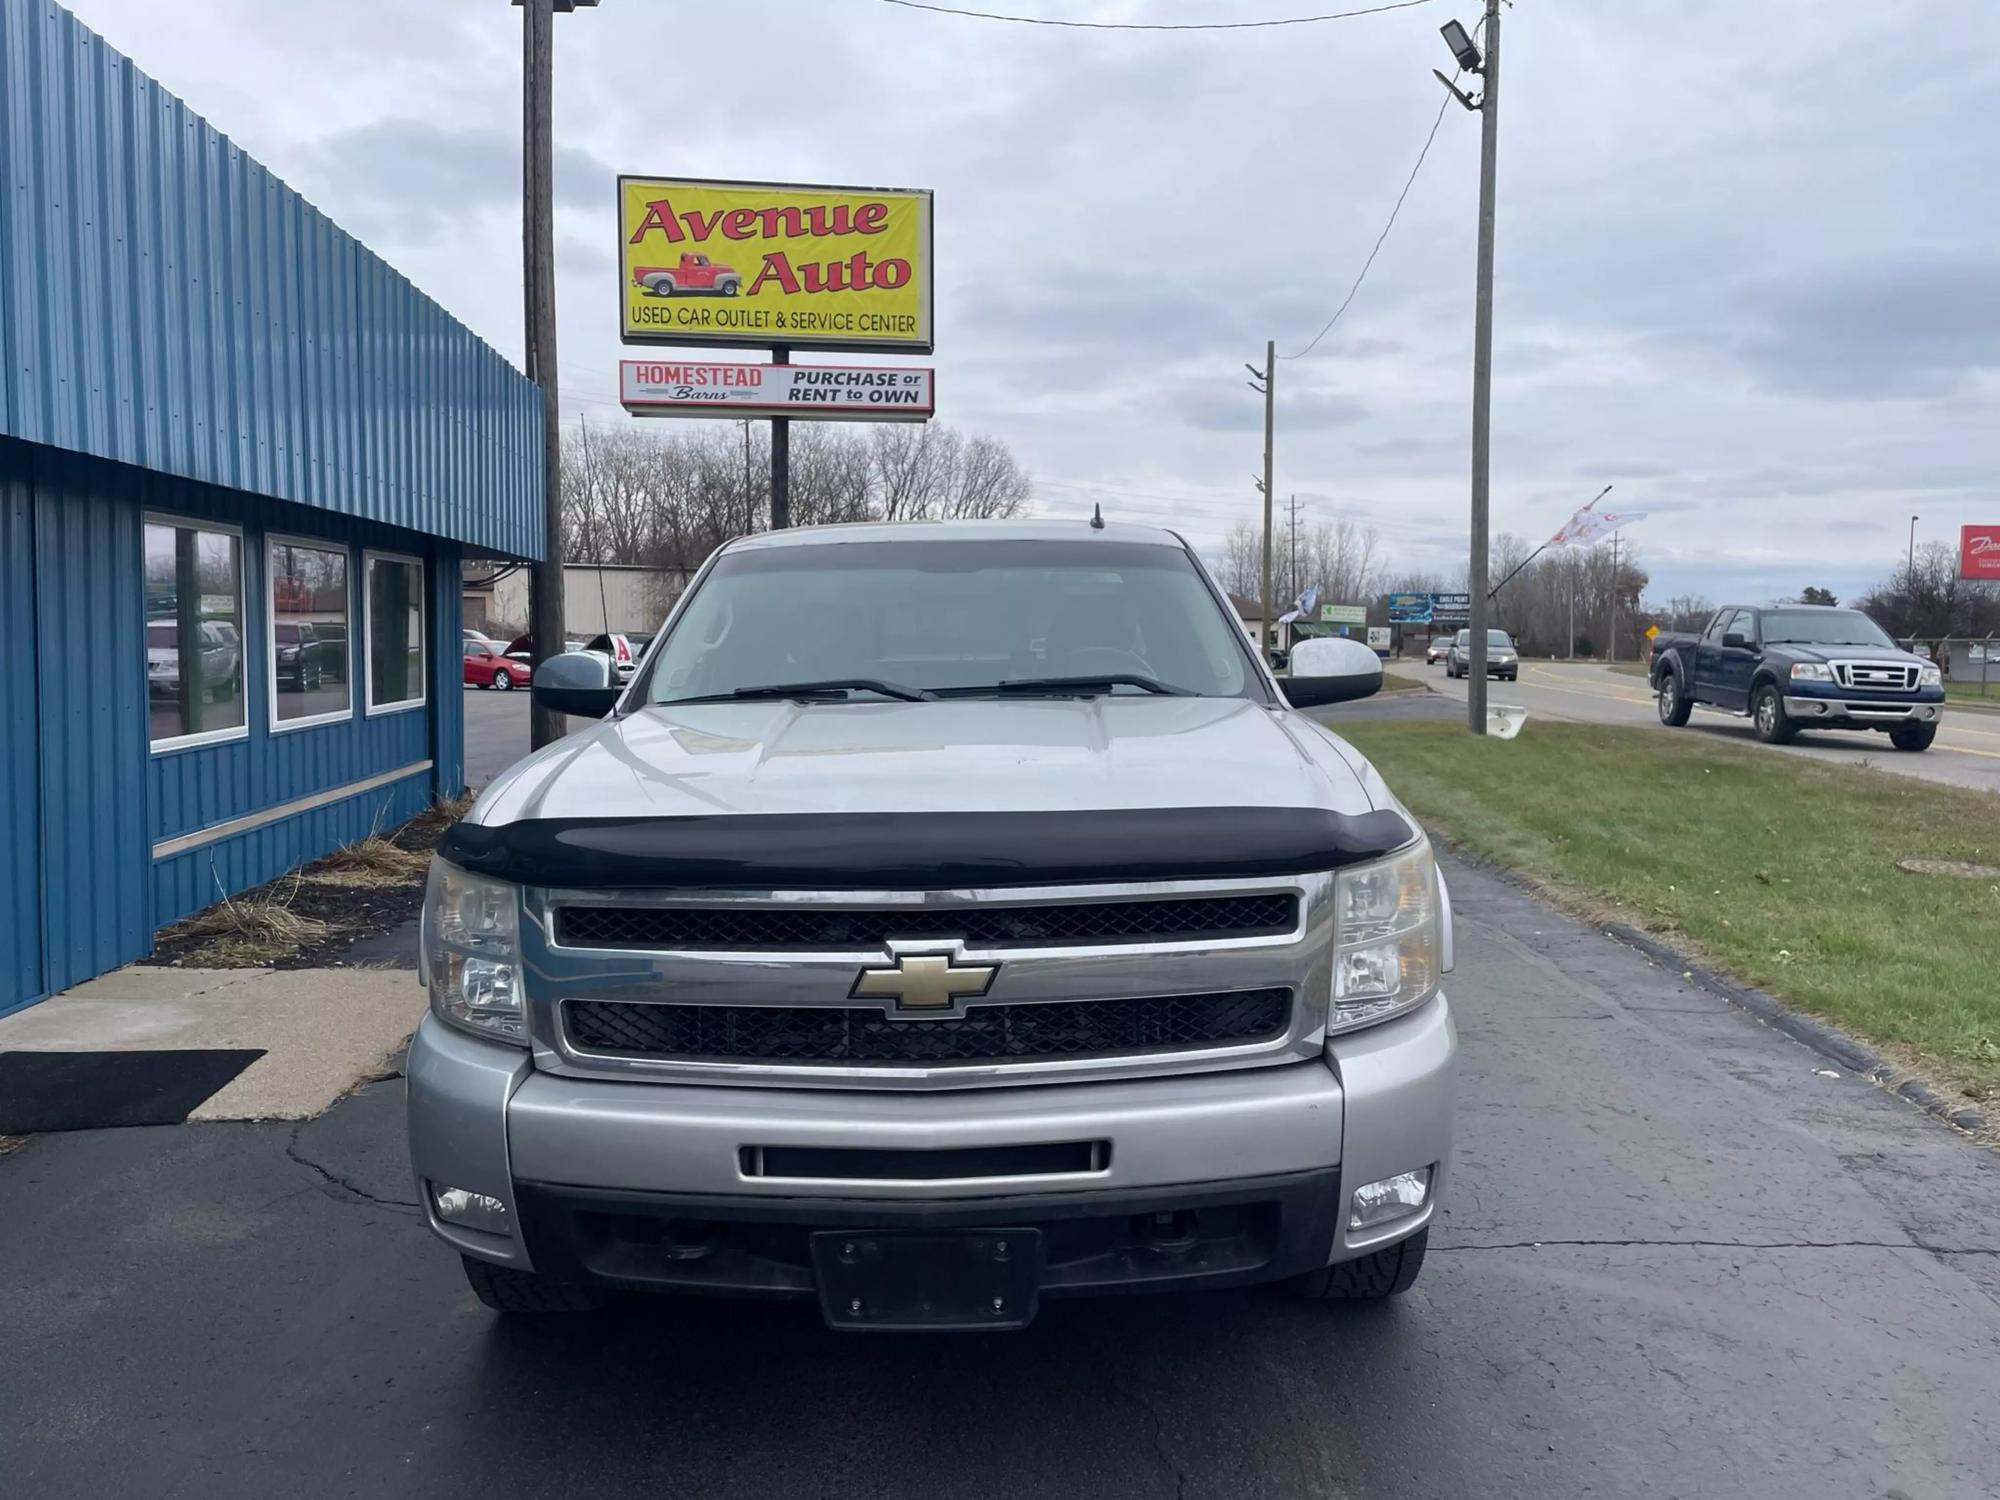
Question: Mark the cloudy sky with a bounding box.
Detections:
[65,0,1999,604]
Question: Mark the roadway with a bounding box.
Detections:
[1420,657,2000,794]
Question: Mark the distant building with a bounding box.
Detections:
[466,563,696,641]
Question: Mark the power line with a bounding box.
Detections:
[875,0,1432,31]
[1279,73,1455,361]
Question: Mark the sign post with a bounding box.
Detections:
[616,176,936,528]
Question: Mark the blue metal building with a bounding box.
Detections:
[0,0,545,1012]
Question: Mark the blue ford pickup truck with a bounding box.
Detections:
[1649,604,1944,751]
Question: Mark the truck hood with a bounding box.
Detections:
[473,696,1385,827]
[1763,644,1927,670]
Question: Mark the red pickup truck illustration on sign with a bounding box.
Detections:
[632,252,742,298]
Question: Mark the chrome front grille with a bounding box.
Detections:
[1831,660,1918,691]
[524,873,1334,1090]
[564,988,1293,1066]
[554,893,1298,951]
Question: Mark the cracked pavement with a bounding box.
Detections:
[3,857,1999,1498]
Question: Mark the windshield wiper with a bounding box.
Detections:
[666,678,935,705]
[939,674,1192,698]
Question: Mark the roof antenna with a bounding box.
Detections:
[1090,503,1105,530]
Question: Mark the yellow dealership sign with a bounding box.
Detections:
[618,176,933,353]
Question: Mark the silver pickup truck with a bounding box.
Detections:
[410,521,1456,1330]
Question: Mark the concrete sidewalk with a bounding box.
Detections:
[0,964,425,1120]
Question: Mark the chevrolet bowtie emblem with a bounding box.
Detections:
[853,953,998,1011]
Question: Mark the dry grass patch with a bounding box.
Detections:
[163,882,331,967]
[302,835,431,888]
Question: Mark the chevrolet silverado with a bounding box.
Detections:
[410,521,1457,1330]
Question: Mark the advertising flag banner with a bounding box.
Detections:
[1554,509,1646,547]
[619,177,933,352]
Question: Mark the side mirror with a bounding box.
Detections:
[1280,636,1382,708]
[534,649,620,719]
[1723,632,1750,650]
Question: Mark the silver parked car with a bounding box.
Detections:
[410,520,1457,1329]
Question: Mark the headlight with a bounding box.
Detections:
[1329,837,1441,1035]
[1789,662,1833,682]
[1920,664,1942,687]
[423,860,526,1044]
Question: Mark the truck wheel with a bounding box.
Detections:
[461,1254,604,1314]
[1657,669,1692,726]
[1752,683,1796,744]
[719,278,740,296]
[647,276,674,296]
[1289,1229,1428,1301]
[1890,723,1937,752]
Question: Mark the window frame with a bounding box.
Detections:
[265,532,355,734]
[144,512,251,756]
[362,548,428,717]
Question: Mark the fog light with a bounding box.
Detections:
[431,1183,512,1236]
[1350,1167,1433,1230]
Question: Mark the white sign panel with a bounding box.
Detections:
[1366,627,1391,650]
[620,359,934,422]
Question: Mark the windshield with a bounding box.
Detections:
[1760,610,1897,649]
[1488,631,1512,647]
[643,538,1260,704]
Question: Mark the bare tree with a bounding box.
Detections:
[1215,521,1261,599]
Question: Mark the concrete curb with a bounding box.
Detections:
[1600,921,1988,1135]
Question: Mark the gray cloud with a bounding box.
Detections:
[1733,255,2000,398]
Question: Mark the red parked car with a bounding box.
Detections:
[462,639,530,691]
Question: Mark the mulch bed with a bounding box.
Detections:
[142,801,464,971]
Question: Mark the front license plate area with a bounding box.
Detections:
[811,1229,1042,1331]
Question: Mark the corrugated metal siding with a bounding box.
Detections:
[0,0,544,559]
[432,541,466,798]
[0,442,41,1009]
[30,445,151,992]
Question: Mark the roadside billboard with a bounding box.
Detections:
[1961,525,2000,580]
[1431,592,1471,626]
[621,360,934,422]
[618,176,934,353]
[1386,592,1433,624]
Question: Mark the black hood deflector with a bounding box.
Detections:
[438,807,1416,890]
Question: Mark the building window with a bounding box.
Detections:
[268,536,351,729]
[144,518,247,752]
[364,551,426,714]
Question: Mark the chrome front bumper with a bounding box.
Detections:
[1783,697,1942,724]
[406,991,1457,1276]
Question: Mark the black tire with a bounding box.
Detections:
[647,276,674,297]
[1657,668,1692,726]
[1890,722,1936,752]
[461,1254,604,1314]
[1752,682,1796,744]
[719,278,740,297]
[493,670,513,691]
[1289,1229,1428,1301]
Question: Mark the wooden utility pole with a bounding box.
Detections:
[523,0,564,749]
[1465,0,1501,734]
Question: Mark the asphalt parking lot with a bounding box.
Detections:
[5,853,1997,1499]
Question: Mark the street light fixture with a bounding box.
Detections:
[1440,18,1483,72]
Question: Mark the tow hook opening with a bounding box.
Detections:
[1135,1208,1201,1255]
